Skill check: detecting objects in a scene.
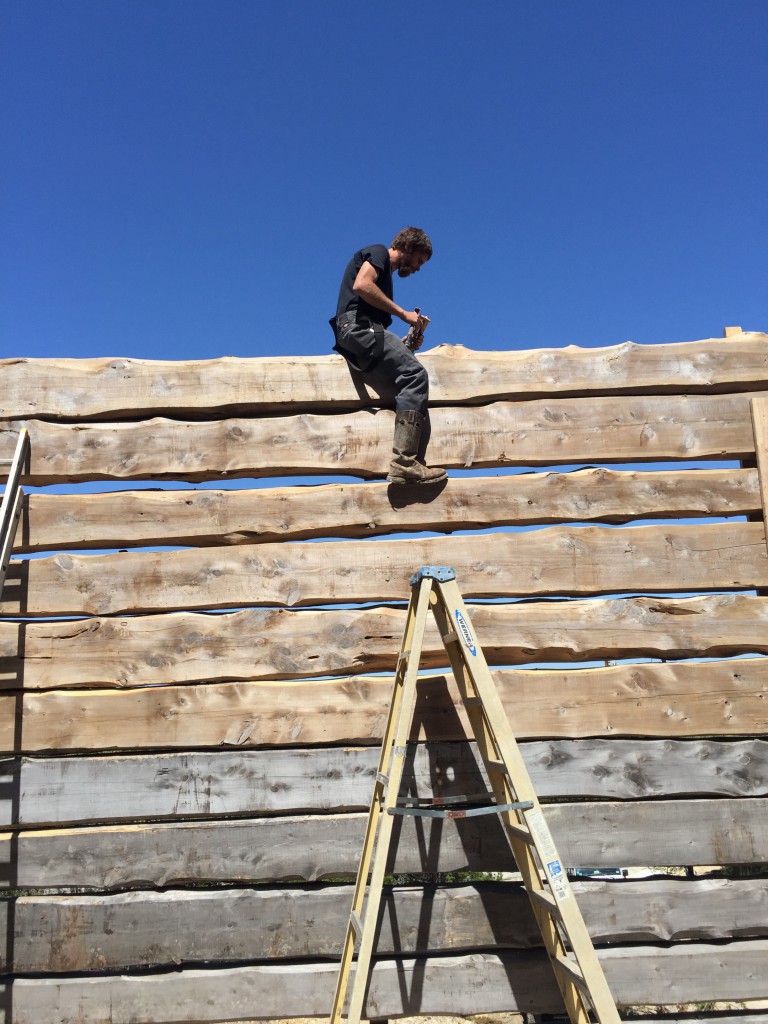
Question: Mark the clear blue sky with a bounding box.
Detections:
[3,0,766,361]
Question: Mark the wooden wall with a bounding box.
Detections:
[1,333,768,1024]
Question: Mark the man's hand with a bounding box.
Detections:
[402,309,430,327]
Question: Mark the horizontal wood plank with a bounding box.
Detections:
[2,335,767,421]
[2,800,765,888]
[17,467,761,552]
[3,523,766,616]
[3,594,768,690]
[5,942,768,1021]
[1,878,765,972]
[0,392,758,483]
[4,657,767,754]
[3,740,767,827]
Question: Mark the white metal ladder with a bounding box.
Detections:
[0,428,30,593]
[330,565,620,1024]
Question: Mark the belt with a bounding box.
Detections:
[336,311,387,327]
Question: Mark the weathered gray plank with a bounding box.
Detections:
[2,879,766,972]
[0,392,758,484]
[1,800,765,888]
[2,740,767,828]
[5,942,768,1021]
[2,335,767,421]
[17,467,761,552]
[6,658,766,754]
[3,594,768,690]
[3,523,766,616]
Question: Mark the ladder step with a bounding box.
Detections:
[350,912,364,941]
[441,630,458,645]
[376,772,389,786]
[553,954,587,990]
[528,888,559,915]
[486,760,507,774]
[506,822,535,843]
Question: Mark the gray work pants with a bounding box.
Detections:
[334,315,432,457]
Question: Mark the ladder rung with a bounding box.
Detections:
[486,760,507,774]
[528,888,559,915]
[506,822,535,843]
[464,695,481,706]
[441,630,458,645]
[376,772,389,786]
[350,911,364,940]
[553,954,587,990]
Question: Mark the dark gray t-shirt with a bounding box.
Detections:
[335,244,393,328]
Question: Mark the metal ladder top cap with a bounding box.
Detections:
[410,565,456,586]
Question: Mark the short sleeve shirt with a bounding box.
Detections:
[335,244,393,328]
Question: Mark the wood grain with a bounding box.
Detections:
[17,467,761,552]
[4,656,766,754]
[3,522,766,616]
[2,879,765,972]
[2,800,765,888]
[2,334,766,420]
[5,942,768,1021]
[2,740,766,827]
[0,392,758,483]
[3,594,767,689]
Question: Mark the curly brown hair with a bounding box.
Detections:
[391,227,432,259]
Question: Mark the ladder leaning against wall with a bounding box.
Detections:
[0,427,29,592]
[331,565,621,1024]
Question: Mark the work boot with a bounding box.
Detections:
[387,410,447,485]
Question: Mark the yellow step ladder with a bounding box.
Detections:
[0,428,29,592]
[330,565,620,1024]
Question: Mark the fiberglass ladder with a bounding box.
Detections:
[330,565,620,1024]
[0,428,29,593]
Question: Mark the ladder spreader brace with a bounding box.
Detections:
[330,565,621,1024]
[0,428,30,594]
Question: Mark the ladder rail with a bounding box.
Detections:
[330,575,435,1024]
[0,429,29,593]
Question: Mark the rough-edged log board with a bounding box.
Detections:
[0,392,758,484]
[3,523,766,616]
[4,594,768,690]
[2,335,767,420]
[17,467,761,552]
[3,740,767,828]
[6,657,767,754]
[5,942,768,1021]
[2,800,765,888]
[1,879,766,972]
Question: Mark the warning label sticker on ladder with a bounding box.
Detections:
[526,807,572,902]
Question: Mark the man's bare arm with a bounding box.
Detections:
[353,261,421,326]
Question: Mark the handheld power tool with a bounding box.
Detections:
[404,307,430,350]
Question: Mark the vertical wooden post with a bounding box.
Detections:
[749,397,768,557]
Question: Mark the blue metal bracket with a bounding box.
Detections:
[409,565,456,586]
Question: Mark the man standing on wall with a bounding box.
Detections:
[331,227,447,486]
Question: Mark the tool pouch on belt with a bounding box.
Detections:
[330,316,384,374]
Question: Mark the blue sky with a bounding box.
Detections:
[2,0,766,361]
